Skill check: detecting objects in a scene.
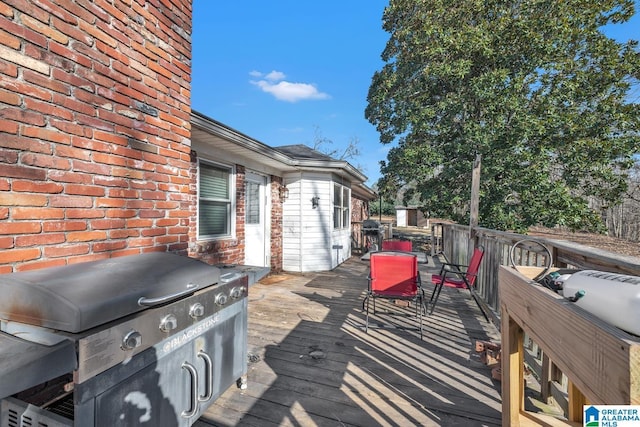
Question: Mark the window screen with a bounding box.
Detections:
[199,162,232,237]
[333,183,350,229]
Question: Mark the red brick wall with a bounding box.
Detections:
[270,175,284,272]
[351,196,369,252]
[0,0,193,273]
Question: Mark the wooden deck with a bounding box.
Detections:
[195,255,502,427]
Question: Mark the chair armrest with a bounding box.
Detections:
[438,262,469,276]
[443,262,465,267]
[442,262,467,271]
[440,269,478,287]
[440,269,465,280]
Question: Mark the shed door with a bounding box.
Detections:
[245,172,268,267]
[408,209,418,226]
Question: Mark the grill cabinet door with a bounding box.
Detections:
[95,343,192,427]
[94,300,248,427]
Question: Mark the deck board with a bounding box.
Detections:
[196,256,502,427]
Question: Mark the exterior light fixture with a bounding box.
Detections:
[311,196,320,209]
[279,185,289,200]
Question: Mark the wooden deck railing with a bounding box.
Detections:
[433,222,640,425]
[433,222,640,322]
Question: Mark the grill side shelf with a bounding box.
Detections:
[0,332,76,401]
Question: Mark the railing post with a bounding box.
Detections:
[502,306,524,427]
[469,154,481,261]
[540,354,552,402]
[568,381,587,423]
[551,245,567,268]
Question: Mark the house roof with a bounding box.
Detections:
[191,111,293,171]
[191,111,377,201]
[273,144,335,161]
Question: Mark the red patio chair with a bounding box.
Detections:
[381,239,413,252]
[363,251,426,339]
[429,246,489,321]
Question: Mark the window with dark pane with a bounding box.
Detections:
[333,183,341,229]
[199,161,231,237]
[333,183,351,229]
[342,186,350,228]
[246,181,260,224]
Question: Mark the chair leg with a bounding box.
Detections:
[420,292,427,316]
[429,283,444,315]
[429,283,438,304]
[418,295,423,340]
[365,295,369,333]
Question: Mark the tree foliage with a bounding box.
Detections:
[366,0,640,232]
[368,182,397,216]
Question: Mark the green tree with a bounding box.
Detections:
[366,0,640,232]
[369,184,396,216]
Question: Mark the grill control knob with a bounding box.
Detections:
[189,303,205,318]
[122,330,142,351]
[160,314,178,332]
[215,293,228,306]
[230,287,244,299]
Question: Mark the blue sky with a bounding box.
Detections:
[191,1,639,187]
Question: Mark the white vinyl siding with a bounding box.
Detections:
[282,172,352,272]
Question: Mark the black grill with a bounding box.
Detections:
[362,219,382,235]
[362,219,384,251]
[0,253,250,427]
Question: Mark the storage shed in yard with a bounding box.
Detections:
[396,206,430,228]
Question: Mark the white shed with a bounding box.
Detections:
[396,206,429,228]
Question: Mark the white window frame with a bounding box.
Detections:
[333,183,350,230]
[197,159,236,240]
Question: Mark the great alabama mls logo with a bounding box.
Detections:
[585,406,599,427]
[584,405,640,427]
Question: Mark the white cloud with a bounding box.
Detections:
[264,70,286,81]
[249,70,330,103]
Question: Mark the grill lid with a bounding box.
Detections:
[363,219,383,235]
[362,219,381,229]
[0,253,221,333]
